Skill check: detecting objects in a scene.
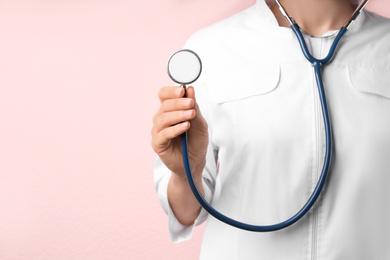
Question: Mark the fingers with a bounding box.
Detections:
[159,121,190,144]
[152,85,199,153]
[153,86,195,125]
[160,97,194,113]
[158,86,185,103]
[154,109,196,133]
[151,122,191,153]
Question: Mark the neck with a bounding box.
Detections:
[271,0,355,36]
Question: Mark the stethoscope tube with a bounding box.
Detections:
[291,25,347,64]
[180,24,348,232]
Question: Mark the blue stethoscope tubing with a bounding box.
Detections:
[180,0,367,231]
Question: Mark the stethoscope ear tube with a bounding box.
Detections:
[179,25,349,232]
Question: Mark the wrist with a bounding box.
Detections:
[170,170,203,186]
[171,166,204,188]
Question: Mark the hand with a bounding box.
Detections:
[151,86,209,179]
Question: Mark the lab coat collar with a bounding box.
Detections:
[253,0,366,36]
[260,0,362,7]
[253,0,279,27]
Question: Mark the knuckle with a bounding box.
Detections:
[151,134,159,150]
[160,128,169,139]
[161,100,170,112]
[158,114,166,125]
[158,86,172,101]
[176,98,183,108]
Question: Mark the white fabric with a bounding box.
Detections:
[154,0,390,259]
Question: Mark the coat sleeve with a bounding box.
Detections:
[153,135,217,243]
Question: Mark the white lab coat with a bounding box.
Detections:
[154,0,390,259]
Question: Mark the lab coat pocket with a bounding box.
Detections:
[347,66,390,99]
[209,63,280,103]
[344,65,390,156]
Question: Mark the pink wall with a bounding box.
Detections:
[0,1,388,259]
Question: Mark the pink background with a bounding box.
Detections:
[0,1,388,259]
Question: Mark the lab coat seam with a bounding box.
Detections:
[209,63,281,104]
[345,66,390,99]
[310,58,324,260]
[317,195,324,260]
[280,61,310,66]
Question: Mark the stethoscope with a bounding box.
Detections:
[167,0,369,232]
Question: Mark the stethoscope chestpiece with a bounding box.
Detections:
[167,49,202,86]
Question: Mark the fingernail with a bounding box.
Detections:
[175,88,183,96]
[184,110,193,116]
[182,99,192,106]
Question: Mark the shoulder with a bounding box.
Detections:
[183,4,275,84]
[340,10,390,68]
[363,10,390,30]
[184,5,257,52]
[341,11,390,100]
[358,10,390,44]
